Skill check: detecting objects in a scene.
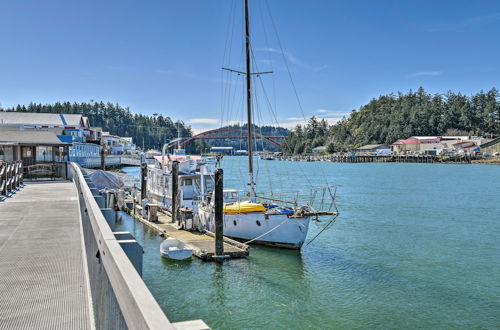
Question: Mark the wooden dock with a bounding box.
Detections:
[129,205,249,261]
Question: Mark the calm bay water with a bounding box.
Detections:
[117,158,500,329]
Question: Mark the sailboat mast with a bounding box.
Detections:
[245,0,256,201]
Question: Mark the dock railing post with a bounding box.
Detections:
[214,168,224,259]
[171,160,179,224]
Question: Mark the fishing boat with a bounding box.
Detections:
[160,237,193,260]
[146,145,214,214]
[196,0,338,249]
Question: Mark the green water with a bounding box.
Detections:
[117,159,500,329]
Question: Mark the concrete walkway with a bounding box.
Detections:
[0,182,93,330]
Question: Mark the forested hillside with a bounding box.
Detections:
[283,88,500,154]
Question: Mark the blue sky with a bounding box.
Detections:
[0,0,499,132]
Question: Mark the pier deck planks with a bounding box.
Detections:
[0,182,92,330]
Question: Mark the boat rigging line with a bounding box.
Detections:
[305,187,340,247]
[304,213,340,247]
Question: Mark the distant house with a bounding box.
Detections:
[120,137,136,153]
[101,133,123,154]
[86,127,103,143]
[357,144,390,154]
[390,138,420,154]
[312,146,327,154]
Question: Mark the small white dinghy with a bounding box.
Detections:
[159,238,193,260]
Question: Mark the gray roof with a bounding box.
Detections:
[0,112,84,127]
[357,144,389,150]
[0,129,70,146]
[481,136,500,148]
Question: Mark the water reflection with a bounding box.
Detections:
[160,256,193,267]
[210,263,226,307]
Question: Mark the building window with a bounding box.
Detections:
[36,146,54,162]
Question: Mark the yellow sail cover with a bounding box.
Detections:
[223,201,266,214]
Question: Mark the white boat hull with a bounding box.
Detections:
[160,249,193,260]
[197,207,310,249]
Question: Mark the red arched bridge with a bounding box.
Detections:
[182,128,285,148]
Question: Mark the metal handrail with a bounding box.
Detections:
[0,161,23,196]
[68,162,176,329]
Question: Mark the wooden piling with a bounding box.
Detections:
[140,163,147,201]
[100,147,105,170]
[214,168,224,258]
[171,160,179,224]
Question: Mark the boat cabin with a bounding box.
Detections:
[223,189,244,203]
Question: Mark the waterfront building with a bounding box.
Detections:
[120,137,137,154]
[0,127,70,165]
[86,127,103,144]
[101,133,123,154]
[356,144,390,155]
[390,138,420,154]
[0,111,88,130]
[391,136,486,155]
[0,110,99,152]
[70,142,100,158]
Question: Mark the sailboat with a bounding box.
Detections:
[196,0,338,249]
